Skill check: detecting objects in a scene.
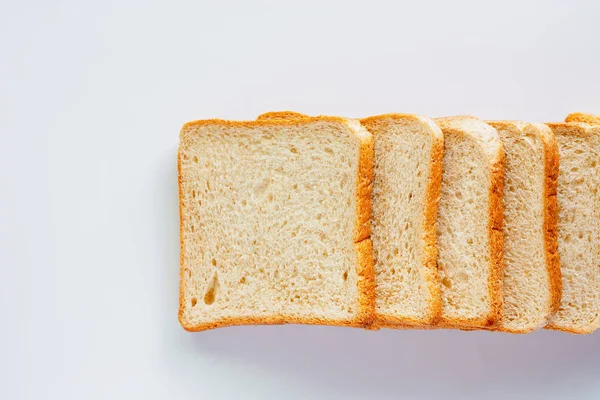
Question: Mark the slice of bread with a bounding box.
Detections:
[178,117,375,331]
[546,123,600,334]
[434,116,505,329]
[360,114,443,327]
[487,121,561,333]
[565,112,600,125]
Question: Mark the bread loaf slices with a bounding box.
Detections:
[565,112,600,125]
[360,114,443,327]
[546,123,600,334]
[487,121,561,333]
[434,116,505,328]
[178,117,375,331]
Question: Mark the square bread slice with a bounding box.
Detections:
[360,114,443,327]
[487,121,561,333]
[565,112,600,125]
[434,116,505,329]
[178,117,375,331]
[546,122,600,334]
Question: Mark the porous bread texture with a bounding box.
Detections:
[487,121,560,333]
[360,114,443,327]
[546,123,600,334]
[565,112,600,125]
[257,111,309,120]
[434,116,504,329]
[178,117,375,331]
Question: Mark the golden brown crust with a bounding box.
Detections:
[257,111,309,121]
[565,112,600,125]
[535,123,562,324]
[545,123,599,334]
[181,116,353,137]
[482,124,505,329]
[546,324,597,335]
[360,114,444,328]
[355,238,376,326]
[433,116,505,329]
[353,124,376,324]
[423,122,445,325]
[178,115,375,331]
[354,124,374,243]
[179,314,380,332]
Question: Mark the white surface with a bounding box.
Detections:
[2,0,600,399]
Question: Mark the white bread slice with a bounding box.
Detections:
[178,117,375,331]
[434,116,505,329]
[546,122,600,334]
[360,114,443,327]
[487,121,561,333]
[565,112,600,125]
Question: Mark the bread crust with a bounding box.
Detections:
[433,116,505,329]
[257,111,309,121]
[178,116,375,331]
[359,114,444,328]
[483,121,561,333]
[181,116,354,136]
[545,123,600,334]
[533,123,562,326]
[565,112,600,125]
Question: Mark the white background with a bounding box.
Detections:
[2,0,600,399]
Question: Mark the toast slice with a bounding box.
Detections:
[546,123,600,334]
[565,112,600,125]
[178,117,375,331]
[487,121,561,333]
[434,116,505,329]
[360,114,443,327]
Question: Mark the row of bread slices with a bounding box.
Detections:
[178,111,600,334]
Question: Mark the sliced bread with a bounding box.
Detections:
[360,114,444,327]
[487,121,561,333]
[565,112,600,125]
[546,122,600,334]
[434,116,505,328]
[178,117,375,331]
